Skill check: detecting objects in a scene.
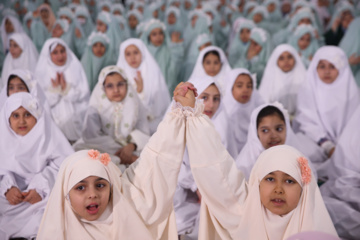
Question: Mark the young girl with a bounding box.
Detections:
[51,19,75,53]
[34,38,90,142]
[259,44,306,117]
[141,19,184,94]
[73,66,150,167]
[116,38,170,134]
[0,13,24,53]
[127,9,143,38]
[188,46,232,93]
[37,83,197,239]
[293,46,360,159]
[218,68,264,158]
[0,92,73,239]
[81,32,114,92]
[1,33,38,85]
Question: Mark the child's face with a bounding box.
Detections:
[51,24,64,38]
[124,45,142,68]
[153,10,159,19]
[96,20,107,33]
[50,44,67,66]
[102,6,110,12]
[297,33,311,50]
[267,3,276,13]
[298,18,311,25]
[9,40,22,59]
[199,84,221,119]
[253,13,263,24]
[103,73,127,102]
[257,114,286,149]
[69,176,111,221]
[202,53,222,76]
[259,171,302,216]
[5,18,14,33]
[9,106,37,136]
[240,28,251,43]
[341,10,353,29]
[113,10,121,16]
[128,15,138,29]
[232,74,253,104]
[316,60,339,84]
[167,12,177,25]
[60,15,72,24]
[149,28,164,47]
[92,42,106,57]
[7,77,28,96]
[26,19,32,29]
[277,51,296,73]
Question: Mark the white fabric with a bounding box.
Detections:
[185,109,338,240]
[0,15,24,52]
[116,38,170,134]
[294,46,360,143]
[218,68,264,158]
[187,46,232,93]
[259,44,306,116]
[235,102,324,180]
[1,33,39,85]
[0,69,48,111]
[34,38,90,141]
[37,101,201,239]
[73,65,150,162]
[0,92,73,239]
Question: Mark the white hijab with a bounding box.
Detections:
[1,33,39,85]
[187,46,232,93]
[0,15,24,52]
[218,68,264,157]
[0,92,73,184]
[294,46,360,143]
[116,38,170,133]
[259,44,306,116]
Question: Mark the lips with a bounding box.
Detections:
[18,126,28,131]
[268,140,281,147]
[86,203,99,214]
[271,198,285,206]
[204,111,213,117]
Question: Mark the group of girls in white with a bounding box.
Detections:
[0,0,360,239]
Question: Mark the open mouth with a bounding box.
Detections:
[268,141,281,147]
[86,204,99,214]
[271,198,285,206]
[18,126,27,131]
[204,111,213,117]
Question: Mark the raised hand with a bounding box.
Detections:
[173,82,198,108]
[134,71,144,93]
[59,72,67,91]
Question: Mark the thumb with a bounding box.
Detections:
[174,94,187,103]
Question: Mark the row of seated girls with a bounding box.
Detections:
[0,0,360,239]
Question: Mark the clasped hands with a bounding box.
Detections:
[173,82,198,108]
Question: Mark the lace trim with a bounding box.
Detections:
[171,99,204,117]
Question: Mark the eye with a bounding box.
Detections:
[276,126,283,132]
[76,185,85,191]
[285,179,295,184]
[266,177,274,182]
[261,128,269,133]
[105,83,114,89]
[25,112,32,117]
[201,96,208,101]
[19,85,26,90]
[96,183,106,188]
[214,97,220,102]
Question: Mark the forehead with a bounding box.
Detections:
[201,84,220,95]
[51,44,66,52]
[104,73,124,82]
[125,44,140,52]
[258,114,285,125]
[235,74,252,83]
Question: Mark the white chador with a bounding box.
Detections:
[37,100,200,239]
[73,66,150,165]
[116,38,170,134]
[1,33,39,87]
[34,38,90,141]
[0,93,74,239]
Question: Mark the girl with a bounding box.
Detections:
[293,46,360,159]
[51,19,75,53]
[288,24,320,67]
[0,92,73,239]
[37,83,198,239]
[34,38,90,142]
[1,33,38,85]
[234,27,272,86]
[127,9,143,38]
[116,38,170,134]
[141,19,184,94]
[73,66,150,167]
[73,5,94,58]
[188,46,231,93]
[259,44,306,117]
[0,13,24,53]
[81,32,114,92]
[218,68,264,158]
[165,6,183,37]
[0,69,48,111]
[235,102,323,180]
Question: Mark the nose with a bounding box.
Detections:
[88,187,98,199]
[274,183,284,194]
[19,116,26,124]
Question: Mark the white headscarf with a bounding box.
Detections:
[34,38,90,140]
[187,46,232,93]
[116,38,170,134]
[1,33,39,84]
[294,46,360,143]
[0,15,24,52]
[259,44,306,116]
[218,68,264,157]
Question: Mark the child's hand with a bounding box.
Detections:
[247,44,262,60]
[116,144,137,165]
[196,189,202,203]
[22,189,42,204]
[173,82,197,108]
[171,32,183,43]
[349,54,360,66]
[75,27,82,39]
[134,71,143,93]
[5,187,24,205]
[59,73,67,91]
[51,72,61,88]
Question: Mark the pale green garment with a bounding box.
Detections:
[165,6,183,38]
[73,5,94,58]
[53,19,75,54]
[141,19,184,95]
[127,9,143,38]
[81,32,115,92]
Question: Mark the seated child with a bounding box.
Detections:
[37,83,199,239]
[73,66,150,167]
[0,92,73,239]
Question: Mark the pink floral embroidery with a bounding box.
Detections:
[88,149,100,159]
[297,157,312,185]
[100,153,111,166]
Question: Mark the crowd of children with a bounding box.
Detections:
[0,0,359,239]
